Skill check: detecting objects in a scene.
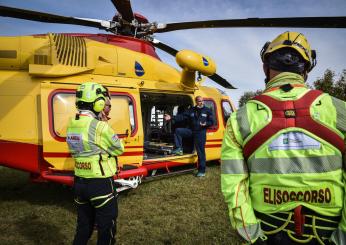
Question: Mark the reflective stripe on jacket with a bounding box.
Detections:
[221,72,346,243]
[66,112,124,178]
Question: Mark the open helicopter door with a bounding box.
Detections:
[39,81,143,183]
[104,89,144,171]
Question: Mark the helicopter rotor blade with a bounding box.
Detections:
[155,16,346,33]
[111,0,134,23]
[208,74,236,89]
[152,39,178,56]
[152,39,236,89]
[0,5,112,30]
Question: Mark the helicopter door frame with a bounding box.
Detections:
[40,83,144,174]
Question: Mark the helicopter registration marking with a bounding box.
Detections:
[66,133,84,153]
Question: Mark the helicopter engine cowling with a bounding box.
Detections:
[176,50,216,89]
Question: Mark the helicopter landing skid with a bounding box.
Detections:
[114,176,142,193]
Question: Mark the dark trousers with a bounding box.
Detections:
[73,177,118,245]
[174,128,207,173]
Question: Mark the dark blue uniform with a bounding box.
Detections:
[173,105,214,173]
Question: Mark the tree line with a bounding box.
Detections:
[238,69,346,107]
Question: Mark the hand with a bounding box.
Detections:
[164,114,171,121]
[99,111,108,122]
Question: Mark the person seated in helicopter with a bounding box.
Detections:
[164,96,214,177]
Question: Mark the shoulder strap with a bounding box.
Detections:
[243,90,345,160]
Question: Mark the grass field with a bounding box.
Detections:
[0,164,242,245]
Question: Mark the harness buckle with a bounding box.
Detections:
[284,109,296,118]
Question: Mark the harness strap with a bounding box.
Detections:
[294,206,305,237]
[255,210,340,243]
[243,90,345,159]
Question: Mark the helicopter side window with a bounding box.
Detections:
[107,95,136,137]
[203,99,218,131]
[51,92,136,139]
[221,100,233,125]
[52,92,76,138]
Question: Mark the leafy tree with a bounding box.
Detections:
[311,69,346,101]
[238,90,263,107]
[312,69,335,93]
[334,70,346,100]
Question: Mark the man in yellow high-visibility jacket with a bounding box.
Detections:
[66,82,124,245]
[221,31,346,244]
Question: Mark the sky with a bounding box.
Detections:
[0,0,345,107]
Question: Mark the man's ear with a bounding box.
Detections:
[262,63,268,73]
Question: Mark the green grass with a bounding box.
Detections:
[0,165,242,244]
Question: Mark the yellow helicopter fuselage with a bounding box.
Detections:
[0,33,234,185]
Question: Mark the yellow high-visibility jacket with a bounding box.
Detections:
[66,111,124,178]
[221,72,346,243]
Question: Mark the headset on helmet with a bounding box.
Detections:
[260,31,317,73]
[75,82,106,112]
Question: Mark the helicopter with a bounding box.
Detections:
[0,0,345,191]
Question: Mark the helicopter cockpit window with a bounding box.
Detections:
[203,99,218,130]
[221,100,233,125]
[51,92,136,139]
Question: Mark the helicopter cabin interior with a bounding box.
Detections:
[140,92,193,159]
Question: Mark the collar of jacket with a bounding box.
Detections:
[265,72,307,92]
[78,110,98,119]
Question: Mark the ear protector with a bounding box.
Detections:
[93,97,106,112]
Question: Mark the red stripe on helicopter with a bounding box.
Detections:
[43,151,144,158]
[205,144,222,148]
[142,160,196,171]
[122,151,144,156]
[206,139,222,142]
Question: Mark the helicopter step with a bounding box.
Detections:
[144,166,197,182]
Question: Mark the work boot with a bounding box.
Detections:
[196,172,206,177]
[172,148,183,155]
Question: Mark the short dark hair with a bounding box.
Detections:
[266,48,308,74]
[76,101,94,111]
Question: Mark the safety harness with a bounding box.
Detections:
[243,89,345,160]
[244,89,345,244]
[255,209,340,244]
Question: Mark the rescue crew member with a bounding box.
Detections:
[164,96,214,177]
[221,31,346,244]
[66,82,124,245]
